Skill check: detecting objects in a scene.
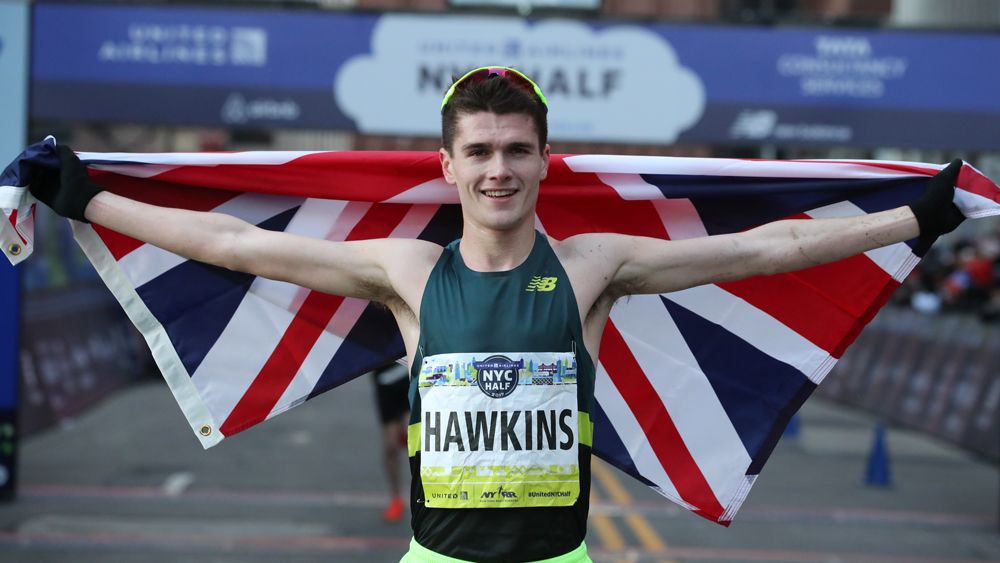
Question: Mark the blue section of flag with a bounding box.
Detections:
[0,136,57,188]
[640,174,921,235]
[137,206,298,376]
[415,204,464,246]
[591,401,655,488]
[309,303,404,397]
[660,295,814,462]
[308,206,462,396]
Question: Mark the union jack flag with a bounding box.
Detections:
[3,137,999,525]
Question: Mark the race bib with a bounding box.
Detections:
[418,352,579,509]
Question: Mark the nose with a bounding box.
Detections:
[487,153,513,183]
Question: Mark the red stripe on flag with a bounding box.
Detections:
[718,257,898,357]
[958,166,1000,203]
[537,158,669,240]
[715,212,900,357]
[837,277,901,358]
[90,172,241,260]
[219,202,411,436]
[9,209,26,244]
[601,320,726,521]
[149,152,444,202]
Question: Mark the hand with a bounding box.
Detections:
[907,159,965,246]
[28,144,103,222]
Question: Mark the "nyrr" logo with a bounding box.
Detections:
[526,276,558,292]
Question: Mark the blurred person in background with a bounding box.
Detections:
[28,66,967,563]
[942,240,993,308]
[371,362,410,523]
[895,219,1000,321]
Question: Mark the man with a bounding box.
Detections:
[370,361,411,522]
[31,66,963,562]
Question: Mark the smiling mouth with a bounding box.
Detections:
[482,189,517,199]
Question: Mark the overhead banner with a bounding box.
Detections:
[31,3,1000,149]
[1,0,27,163]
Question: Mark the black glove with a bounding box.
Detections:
[29,144,103,222]
[907,158,965,247]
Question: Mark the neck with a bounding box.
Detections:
[459,220,537,272]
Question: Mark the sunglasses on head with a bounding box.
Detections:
[440,66,549,111]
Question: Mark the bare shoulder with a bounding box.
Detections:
[377,238,443,283]
[550,232,631,266]
[549,233,632,313]
[379,238,444,311]
[379,237,444,264]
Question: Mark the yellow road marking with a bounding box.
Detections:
[589,486,626,552]
[624,513,667,552]
[591,458,632,504]
[592,459,675,562]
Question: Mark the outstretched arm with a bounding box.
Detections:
[31,145,439,303]
[84,191,433,301]
[589,160,965,298]
[608,206,917,296]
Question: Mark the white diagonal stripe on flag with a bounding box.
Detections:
[663,285,834,383]
[596,173,664,201]
[119,194,305,288]
[383,177,458,204]
[268,298,369,419]
[287,199,368,310]
[271,201,440,419]
[389,204,440,239]
[594,361,685,505]
[191,286,301,416]
[956,188,1000,218]
[190,198,359,416]
[610,294,752,497]
[652,198,708,240]
[594,172,709,239]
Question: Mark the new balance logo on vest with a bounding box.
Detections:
[525,276,557,292]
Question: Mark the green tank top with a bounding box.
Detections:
[407,232,597,562]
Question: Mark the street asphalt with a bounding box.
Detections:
[1,374,996,563]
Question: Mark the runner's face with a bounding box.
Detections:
[440,111,550,233]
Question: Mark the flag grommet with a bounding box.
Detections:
[7,244,21,256]
[199,424,212,437]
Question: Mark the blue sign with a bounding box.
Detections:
[31,4,1000,149]
[0,0,28,500]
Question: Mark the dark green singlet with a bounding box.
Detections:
[407,232,597,562]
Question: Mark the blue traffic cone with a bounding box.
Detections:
[864,422,892,487]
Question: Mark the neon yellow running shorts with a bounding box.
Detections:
[400,538,591,563]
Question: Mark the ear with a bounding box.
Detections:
[439,147,456,185]
[539,144,551,181]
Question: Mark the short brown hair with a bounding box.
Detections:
[441,72,548,154]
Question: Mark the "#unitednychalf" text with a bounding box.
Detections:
[423,409,575,452]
